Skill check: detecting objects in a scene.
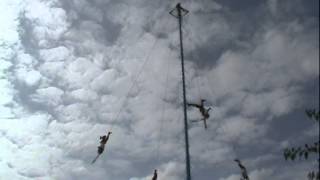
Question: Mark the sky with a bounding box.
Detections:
[0,0,319,180]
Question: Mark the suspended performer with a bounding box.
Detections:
[98,131,112,154]
[234,159,250,180]
[188,99,212,129]
[152,169,157,180]
[92,131,112,164]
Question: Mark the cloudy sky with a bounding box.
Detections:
[0,0,319,179]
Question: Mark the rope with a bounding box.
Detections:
[182,15,221,107]
[153,11,185,162]
[94,1,200,168]
[182,6,218,99]
[191,55,202,101]
[91,154,100,164]
[153,33,185,164]
[152,16,185,165]
[108,1,177,131]
[155,50,171,162]
[218,120,240,159]
[109,37,159,131]
[90,13,161,165]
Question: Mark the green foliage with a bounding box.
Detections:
[308,171,320,180]
[305,109,320,121]
[283,109,319,180]
[283,142,319,161]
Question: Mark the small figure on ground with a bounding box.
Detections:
[234,159,250,180]
[188,99,212,129]
[152,169,157,180]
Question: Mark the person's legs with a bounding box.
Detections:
[98,146,104,154]
[201,99,205,106]
[203,118,208,129]
[188,103,201,109]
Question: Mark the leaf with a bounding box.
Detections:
[308,171,315,180]
[304,151,309,160]
[306,109,314,118]
[310,146,317,153]
[284,151,289,160]
[299,151,304,158]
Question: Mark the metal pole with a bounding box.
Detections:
[171,3,191,180]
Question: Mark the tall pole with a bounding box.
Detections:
[170,3,191,180]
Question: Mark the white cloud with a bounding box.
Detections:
[24,0,69,46]
[39,46,71,62]
[31,87,64,107]
[217,116,267,144]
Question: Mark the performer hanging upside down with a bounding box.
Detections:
[152,169,157,180]
[92,131,112,164]
[98,131,112,154]
[234,159,250,180]
[188,99,212,129]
